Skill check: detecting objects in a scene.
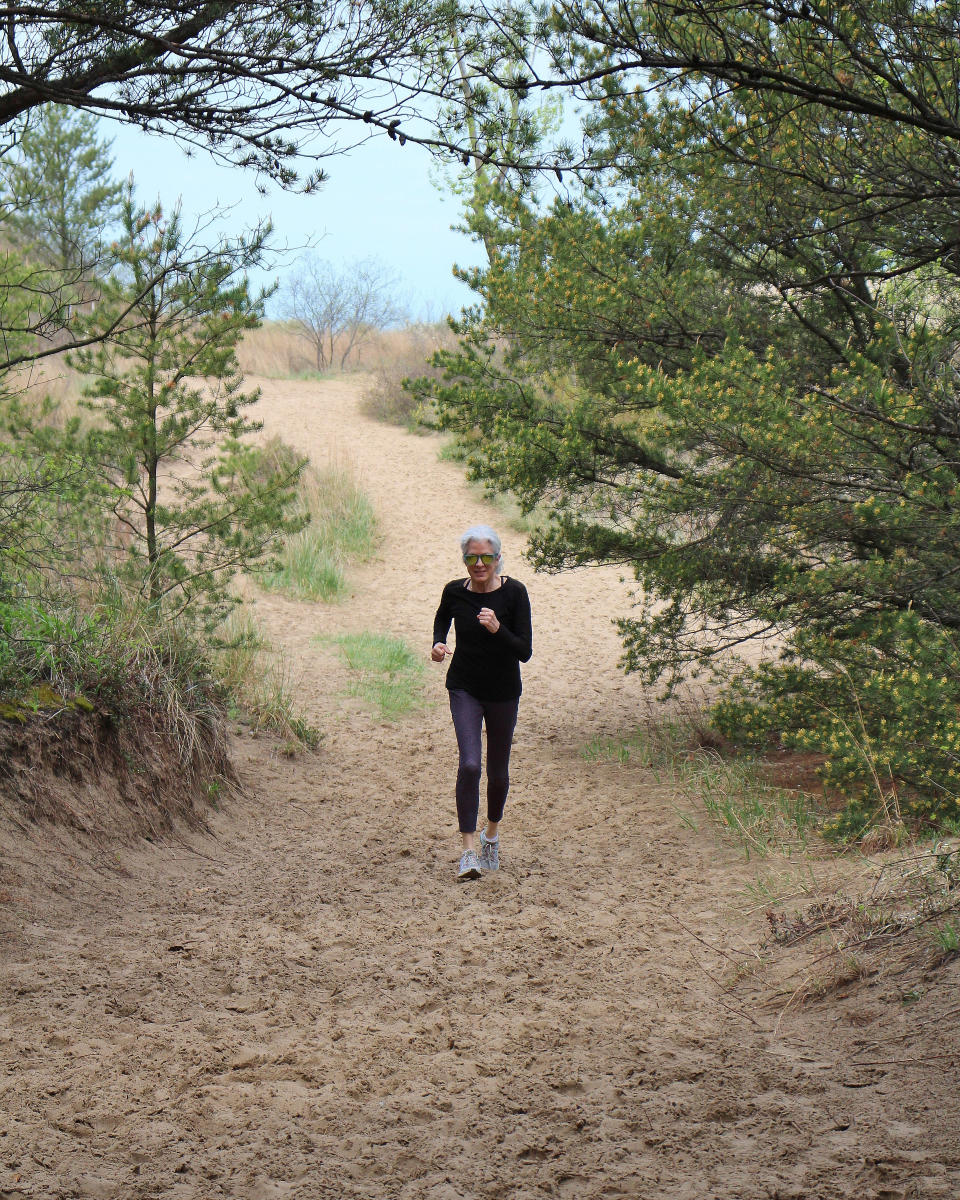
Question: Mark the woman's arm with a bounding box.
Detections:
[494,582,532,662]
[432,585,453,652]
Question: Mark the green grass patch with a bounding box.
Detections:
[581,718,820,859]
[581,720,692,768]
[928,920,960,956]
[260,452,378,602]
[437,435,469,464]
[324,631,426,720]
[680,752,819,859]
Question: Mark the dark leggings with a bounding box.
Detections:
[448,688,520,833]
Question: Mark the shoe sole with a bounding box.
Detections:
[457,867,481,881]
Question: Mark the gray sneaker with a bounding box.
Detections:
[478,830,500,871]
[457,850,482,881]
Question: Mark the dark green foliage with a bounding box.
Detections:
[0,4,552,189]
[424,4,960,831]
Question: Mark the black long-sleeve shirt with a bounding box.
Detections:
[432,576,532,701]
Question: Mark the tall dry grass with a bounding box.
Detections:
[359,322,458,427]
[5,353,88,427]
[237,321,316,378]
[259,449,378,602]
[214,606,320,748]
[237,320,457,408]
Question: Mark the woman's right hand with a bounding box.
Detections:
[431,642,450,662]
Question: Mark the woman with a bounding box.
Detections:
[432,524,532,881]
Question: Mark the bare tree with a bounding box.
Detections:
[280,257,406,370]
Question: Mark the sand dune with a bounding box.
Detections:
[1,377,958,1200]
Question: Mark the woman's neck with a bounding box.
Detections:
[467,576,502,593]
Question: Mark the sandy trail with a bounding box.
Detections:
[1,377,958,1200]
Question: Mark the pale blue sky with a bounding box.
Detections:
[105,121,486,321]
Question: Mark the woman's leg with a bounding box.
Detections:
[483,697,520,826]
[448,689,484,847]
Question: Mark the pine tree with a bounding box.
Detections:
[70,189,304,625]
[425,7,960,828]
[1,105,122,273]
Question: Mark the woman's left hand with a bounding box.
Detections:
[477,607,500,634]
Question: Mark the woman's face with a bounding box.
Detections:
[463,538,497,588]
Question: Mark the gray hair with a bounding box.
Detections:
[460,524,503,572]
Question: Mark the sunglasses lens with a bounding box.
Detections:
[464,554,495,566]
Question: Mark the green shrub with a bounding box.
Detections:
[713,612,960,838]
[0,581,233,759]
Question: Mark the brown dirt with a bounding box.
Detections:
[1,377,958,1200]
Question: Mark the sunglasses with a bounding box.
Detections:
[463,553,497,566]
